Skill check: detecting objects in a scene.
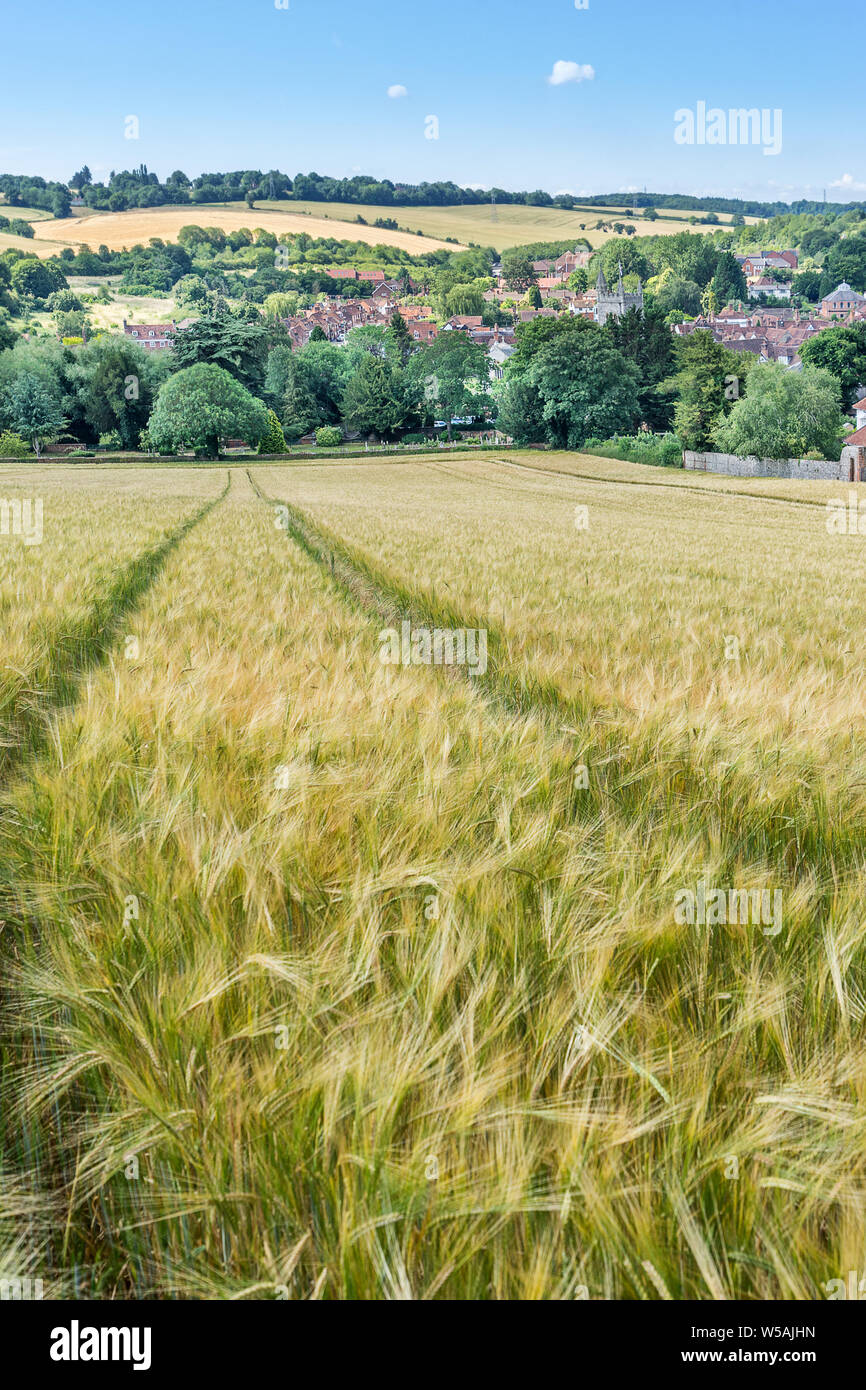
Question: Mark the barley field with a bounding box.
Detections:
[1,454,864,1301]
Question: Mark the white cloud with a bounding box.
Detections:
[387,84,408,99]
[830,173,866,193]
[547,60,595,86]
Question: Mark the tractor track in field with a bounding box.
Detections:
[481,455,842,515]
[246,468,563,727]
[249,465,856,884]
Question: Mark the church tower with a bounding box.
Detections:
[595,260,644,325]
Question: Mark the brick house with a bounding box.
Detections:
[555,249,591,275]
[748,279,791,301]
[821,282,866,319]
[123,321,176,349]
[841,423,866,481]
[400,314,436,343]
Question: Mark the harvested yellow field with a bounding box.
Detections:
[0,229,71,258]
[1,458,864,1303]
[31,202,463,255]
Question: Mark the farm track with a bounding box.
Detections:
[480,456,843,515]
[249,469,849,882]
[0,472,230,786]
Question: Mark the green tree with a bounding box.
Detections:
[10,257,67,301]
[387,310,414,364]
[0,309,17,352]
[792,270,822,302]
[262,291,299,321]
[594,239,652,287]
[823,238,866,293]
[800,322,866,408]
[501,250,536,294]
[527,284,543,309]
[56,309,91,339]
[604,305,675,431]
[147,363,268,457]
[714,363,845,461]
[567,268,588,293]
[259,408,287,453]
[710,251,747,306]
[408,332,489,441]
[264,344,294,409]
[69,337,166,450]
[294,340,350,425]
[496,375,545,445]
[47,289,84,313]
[499,326,640,448]
[445,284,485,318]
[342,354,412,440]
[507,312,594,376]
[344,325,389,362]
[0,429,30,458]
[169,309,269,393]
[7,373,66,457]
[666,330,748,451]
[648,269,703,319]
[280,355,320,441]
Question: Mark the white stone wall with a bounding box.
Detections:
[684,451,845,481]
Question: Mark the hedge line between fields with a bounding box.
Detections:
[0,443,526,465]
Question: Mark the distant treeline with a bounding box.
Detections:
[1,166,864,221]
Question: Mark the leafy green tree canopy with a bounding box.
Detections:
[7,373,66,457]
[800,322,866,407]
[147,363,268,457]
[714,362,845,461]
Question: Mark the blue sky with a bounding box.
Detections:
[2,0,863,202]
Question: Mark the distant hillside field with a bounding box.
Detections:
[270,199,758,250]
[0,228,70,257]
[17,199,765,260]
[0,204,55,221]
[29,203,463,256]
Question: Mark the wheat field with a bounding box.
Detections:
[1,454,864,1301]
